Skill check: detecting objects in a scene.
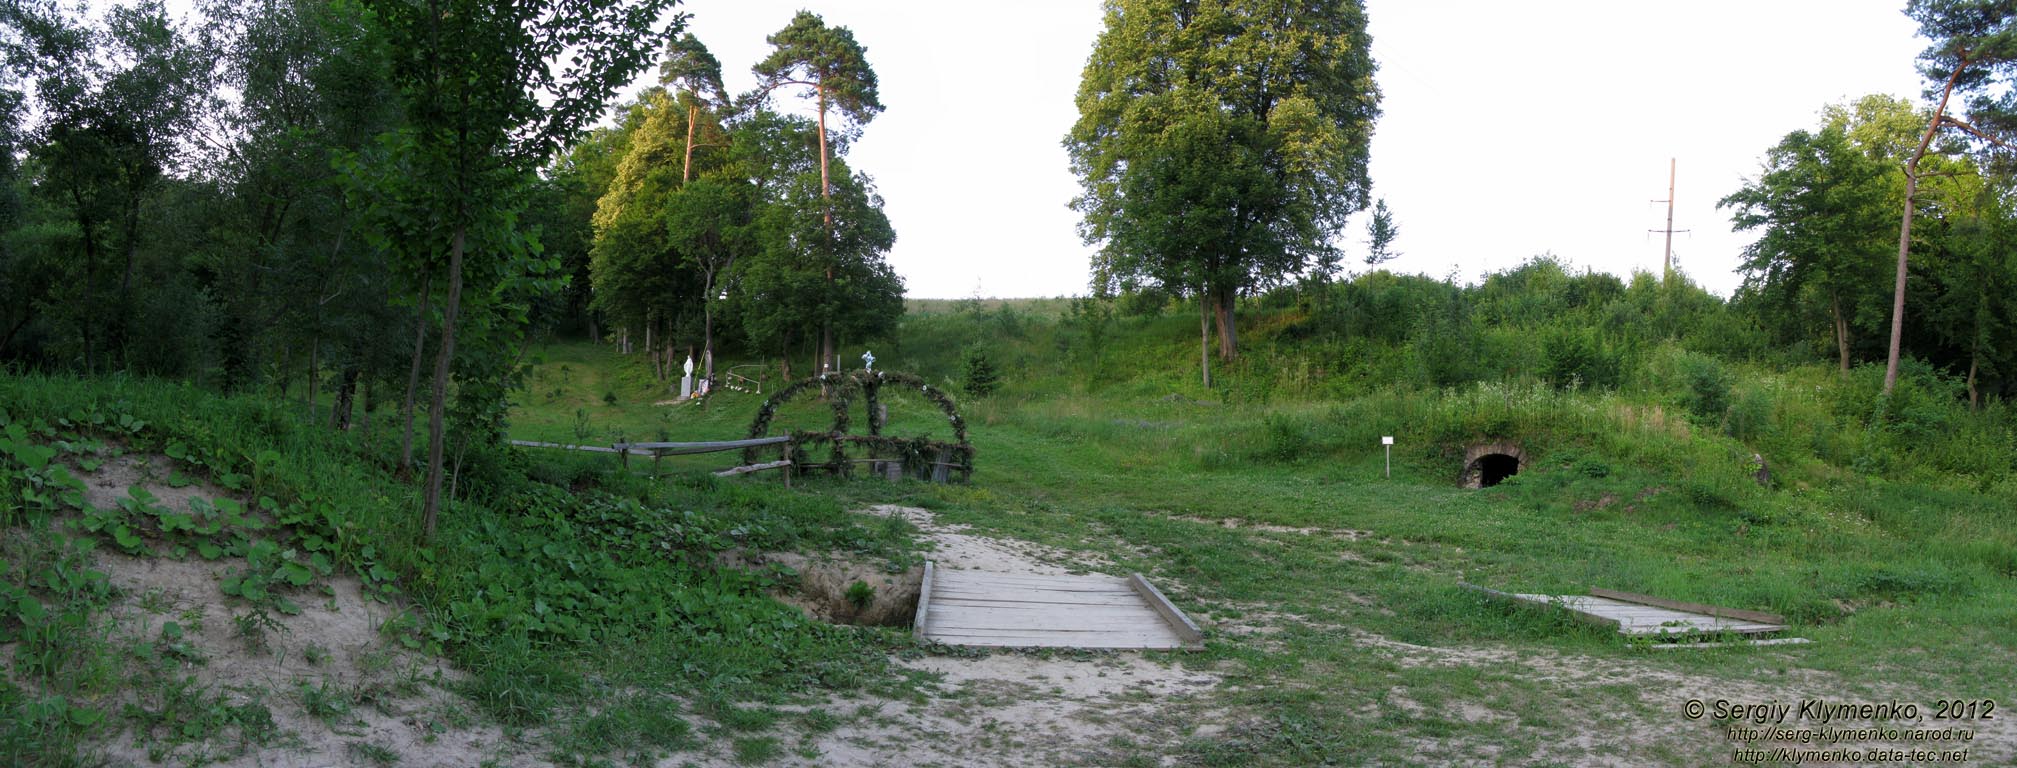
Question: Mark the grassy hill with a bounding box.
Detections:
[5,275,2015,765]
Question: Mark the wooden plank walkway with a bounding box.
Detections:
[915,566,1203,650]
[1464,582,1805,642]
[1508,593,1787,636]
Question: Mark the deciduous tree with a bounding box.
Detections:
[1067,0,1380,382]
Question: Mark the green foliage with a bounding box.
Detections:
[960,345,1000,398]
[1068,0,1379,364]
[1541,326,1622,391]
[1673,352,1732,424]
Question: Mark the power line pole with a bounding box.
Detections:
[1650,157,1689,279]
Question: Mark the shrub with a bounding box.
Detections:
[1542,326,1622,391]
[1675,353,1731,424]
[1725,385,1774,442]
[961,345,1000,398]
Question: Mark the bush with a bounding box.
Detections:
[1674,353,1731,424]
[961,345,1000,398]
[1725,385,1774,442]
[1542,326,1622,391]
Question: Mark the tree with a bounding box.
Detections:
[14,0,208,372]
[1720,119,1898,370]
[589,87,691,378]
[1364,198,1399,267]
[1887,1,2017,394]
[1068,0,1380,381]
[751,10,882,374]
[663,174,754,383]
[727,156,901,379]
[363,0,680,540]
[660,33,725,184]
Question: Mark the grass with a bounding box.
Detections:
[490,289,2017,764]
[6,278,2016,764]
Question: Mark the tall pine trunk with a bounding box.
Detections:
[1887,61,1967,395]
[421,226,467,541]
[817,84,837,375]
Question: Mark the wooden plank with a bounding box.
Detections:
[931,584,1134,596]
[912,561,935,641]
[508,440,649,456]
[930,603,1163,617]
[928,632,1182,644]
[1128,573,1204,647]
[928,594,1148,607]
[715,460,791,477]
[627,436,792,455]
[930,608,1166,628]
[931,584,1153,596]
[1465,584,1624,631]
[934,571,1124,587]
[1646,637,1814,650]
[931,577,1133,591]
[935,632,1185,645]
[1589,587,1784,625]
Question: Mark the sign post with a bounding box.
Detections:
[1382,436,1394,479]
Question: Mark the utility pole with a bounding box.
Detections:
[1650,158,1689,279]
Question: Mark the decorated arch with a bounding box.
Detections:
[743,370,973,482]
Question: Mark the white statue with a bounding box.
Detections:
[682,355,694,377]
[679,354,695,399]
[862,350,875,371]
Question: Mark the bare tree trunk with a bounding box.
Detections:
[1199,294,1212,389]
[1832,293,1850,373]
[421,226,468,541]
[1967,354,1979,410]
[817,85,837,376]
[400,276,433,473]
[683,97,698,184]
[307,337,320,422]
[331,366,360,431]
[1213,286,1238,361]
[1887,61,1968,395]
[361,379,375,444]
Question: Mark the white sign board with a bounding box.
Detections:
[1382,436,1394,445]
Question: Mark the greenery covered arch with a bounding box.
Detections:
[742,370,972,479]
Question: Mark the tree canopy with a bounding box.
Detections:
[1067,0,1380,382]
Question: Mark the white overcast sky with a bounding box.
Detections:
[666,0,1932,299]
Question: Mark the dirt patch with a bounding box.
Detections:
[57,453,528,767]
[75,451,233,519]
[686,653,1230,768]
[1163,512,1371,539]
[864,504,1114,574]
[728,549,923,626]
[1350,630,2017,765]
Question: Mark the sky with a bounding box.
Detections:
[666,0,1935,299]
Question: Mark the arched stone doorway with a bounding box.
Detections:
[1461,442,1523,488]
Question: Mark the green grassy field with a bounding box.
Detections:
[6,292,2014,765]
[495,302,2017,764]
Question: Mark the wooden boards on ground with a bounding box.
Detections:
[1463,581,1810,645]
[915,565,1203,650]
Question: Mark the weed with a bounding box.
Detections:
[731,735,780,765]
[350,740,400,766]
[232,609,283,654]
[297,678,356,727]
[844,580,875,611]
